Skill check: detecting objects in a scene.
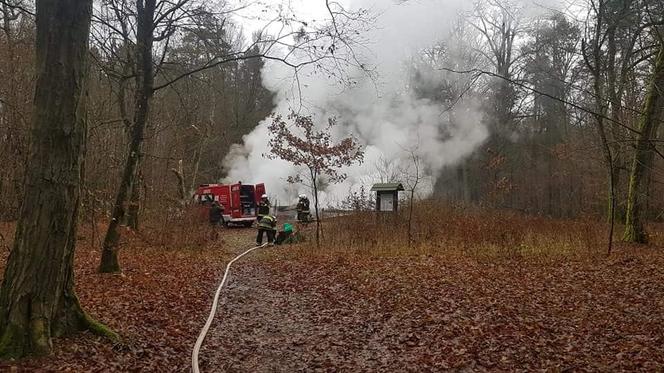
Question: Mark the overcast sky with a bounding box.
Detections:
[230,0,339,37]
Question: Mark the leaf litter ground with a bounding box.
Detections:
[0,223,663,371]
[200,248,664,372]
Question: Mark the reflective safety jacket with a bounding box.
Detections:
[258,215,277,230]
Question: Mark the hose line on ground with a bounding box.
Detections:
[192,243,269,373]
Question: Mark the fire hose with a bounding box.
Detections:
[191,243,269,373]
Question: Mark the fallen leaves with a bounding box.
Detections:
[0,223,238,372]
[0,220,663,371]
[201,249,664,371]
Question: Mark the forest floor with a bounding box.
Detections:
[1,221,664,371]
[201,247,664,372]
[0,221,244,372]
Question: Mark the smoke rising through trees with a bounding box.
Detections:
[223,0,567,205]
[223,0,486,203]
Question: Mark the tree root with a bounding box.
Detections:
[67,292,121,344]
[0,295,120,360]
[623,224,647,244]
[79,310,121,343]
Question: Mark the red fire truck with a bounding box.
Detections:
[194,182,266,227]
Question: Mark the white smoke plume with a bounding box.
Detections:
[224,0,558,205]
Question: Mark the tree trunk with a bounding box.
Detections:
[189,123,210,194]
[592,84,617,254]
[99,0,155,273]
[606,26,627,221]
[0,0,117,358]
[311,168,321,249]
[126,168,142,230]
[623,48,664,243]
[408,190,415,248]
[171,160,186,201]
[583,8,616,254]
[189,143,204,195]
[596,113,616,254]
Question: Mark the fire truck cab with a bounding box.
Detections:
[194,182,266,227]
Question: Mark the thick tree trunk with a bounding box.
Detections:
[0,0,117,358]
[99,0,155,273]
[623,48,664,243]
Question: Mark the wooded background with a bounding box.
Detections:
[1,0,663,234]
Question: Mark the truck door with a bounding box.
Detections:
[230,183,242,218]
[217,185,231,212]
[255,183,266,204]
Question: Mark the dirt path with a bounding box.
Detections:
[198,256,399,372]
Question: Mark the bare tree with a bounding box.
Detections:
[98,0,158,273]
[624,45,664,243]
[267,111,364,248]
[469,0,522,132]
[401,146,424,248]
[580,0,663,252]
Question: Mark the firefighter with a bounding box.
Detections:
[256,214,277,245]
[209,201,224,227]
[274,223,293,245]
[296,194,310,222]
[275,222,304,245]
[257,194,271,222]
